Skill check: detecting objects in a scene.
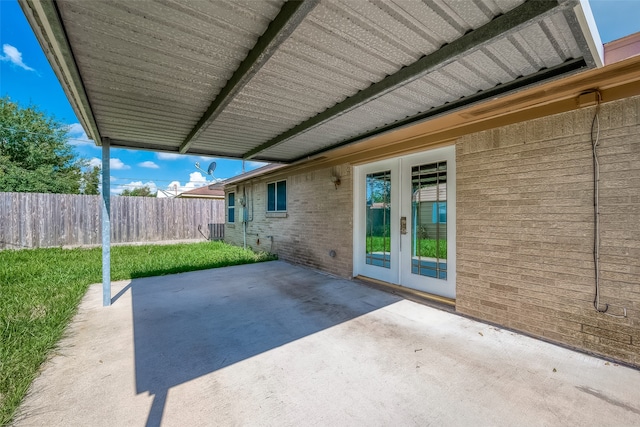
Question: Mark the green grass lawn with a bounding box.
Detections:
[0,241,275,425]
[366,236,447,258]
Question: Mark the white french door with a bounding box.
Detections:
[354,146,456,299]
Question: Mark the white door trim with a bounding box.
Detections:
[353,158,399,284]
[400,147,456,298]
[353,146,456,298]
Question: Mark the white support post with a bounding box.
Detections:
[102,137,111,306]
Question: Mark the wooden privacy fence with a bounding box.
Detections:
[0,192,225,250]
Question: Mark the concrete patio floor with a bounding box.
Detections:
[13,261,640,426]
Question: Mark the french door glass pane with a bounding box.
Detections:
[365,170,391,268]
[411,162,447,279]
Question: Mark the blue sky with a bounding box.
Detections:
[1,0,639,194]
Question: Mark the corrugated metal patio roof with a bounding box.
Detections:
[20,0,602,163]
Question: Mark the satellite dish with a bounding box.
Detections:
[207,162,216,175]
[194,161,216,176]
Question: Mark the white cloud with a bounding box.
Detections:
[0,44,35,72]
[189,171,207,184]
[67,123,84,135]
[138,161,159,169]
[157,152,182,160]
[66,123,94,146]
[110,158,130,170]
[88,157,130,170]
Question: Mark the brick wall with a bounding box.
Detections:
[456,95,640,367]
[225,164,353,278]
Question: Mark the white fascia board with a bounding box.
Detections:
[576,0,604,67]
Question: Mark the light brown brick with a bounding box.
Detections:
[225,164,353,278]
[582,325,632,344]
[457,95,640,367]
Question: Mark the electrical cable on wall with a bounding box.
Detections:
[590,90,627,318]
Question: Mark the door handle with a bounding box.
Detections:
[400,216,407,235]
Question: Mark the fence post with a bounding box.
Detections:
[102,137,111,306]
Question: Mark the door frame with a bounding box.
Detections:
[353,158,400,284]
[353,145,456,299]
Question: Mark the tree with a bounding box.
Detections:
[80,165,101,195]
[120,186,156,197]
[0,97,98,194]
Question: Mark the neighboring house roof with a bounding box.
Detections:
[369,203,387,210]
[413,184,447,202]
[604,31,640,65]
[176,184,225,199]
[21,0,602,163]
[224,164,287,187]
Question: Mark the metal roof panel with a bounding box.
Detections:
[257,8,590,162]
[21,0,600,161]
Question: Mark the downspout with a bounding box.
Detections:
[101,137,111,306]
[242,160,246,250]
[243,186,247,250]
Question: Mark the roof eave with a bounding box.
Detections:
[572,0,605,68]
[176,194,224,199]
[18,0,102,145]
[223,52,640,186]
[20,0,606,164]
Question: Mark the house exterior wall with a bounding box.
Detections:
[456,95,640,367]
[225,164,353,278]
[224,95,639,367]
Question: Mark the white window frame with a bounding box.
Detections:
[227,191,236,223]
[267,180,287,213]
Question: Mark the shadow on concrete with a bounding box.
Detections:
[129,261,401,427]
